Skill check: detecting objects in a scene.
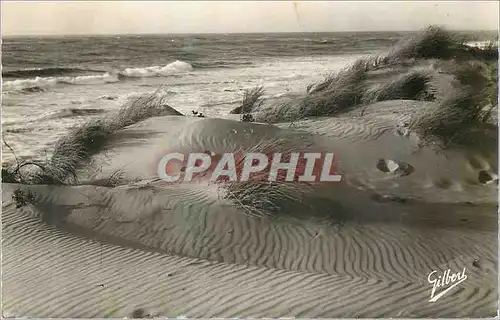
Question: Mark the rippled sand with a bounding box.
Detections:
[2,104,497,317]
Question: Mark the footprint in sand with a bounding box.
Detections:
[376,159,414,177]
[478,170,498,185]
[130,308,162,319]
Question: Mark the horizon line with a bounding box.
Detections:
[3,28,498,38]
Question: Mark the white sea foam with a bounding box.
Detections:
[120,60,194,77]
[465,40,498,49]
[3,61,193,92]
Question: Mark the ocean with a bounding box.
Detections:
[1,31,494,164]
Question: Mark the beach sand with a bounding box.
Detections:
[2,107,497,317]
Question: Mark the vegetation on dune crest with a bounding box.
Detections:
[248,25,497,150]
[5,92,183,185]
[231,86,265,115]
[253,27,461,122]
[222,136,317,218]
[300,59,368,117]
[254,58,433,123]
[362,71,435,103]
[109,93,182,129]
[250,59,370,123]
[384,26,497,63]
[385,26,465,62]
[412,60,498,147]
[388,27,498,148]
[40,119,112,184]
[12,188,36,208]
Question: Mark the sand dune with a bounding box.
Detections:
[82,114,497,204]
[2,108,497,317]
[2,181,497,317]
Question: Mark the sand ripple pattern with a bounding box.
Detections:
[2,183,497,317]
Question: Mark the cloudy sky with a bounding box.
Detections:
[2,1,498,36]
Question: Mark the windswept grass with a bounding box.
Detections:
[15,91,183,185]
[384,26,497,63]
[109,93,182,129]
[258,25,497,129]
[362,71,435,103]
[12,188,36,208]
[412,60,498,147]
[412,94,496,148]
[265,26,459,121]
[307,59,369,95]
[79,169,127,187]
[230,86,265,114]
[38,119,112,184]
[253,100,301,124]
[298,59,368,118]
[385,26,465,62]
[221,136,316,218]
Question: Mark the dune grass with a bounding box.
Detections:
[259,58,431,122]
[362,70,435,103]
[10,92,183,185]
[385,26,465,62]
[221,136,317,218]
[230,86,265,114]
[261,27,456,121]
[11,188,36,208]
[411,59,498,147]
[255,25,497,149]
[289,59,369,119]
[384,26,498,63]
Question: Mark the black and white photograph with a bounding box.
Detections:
[1,1,499,318]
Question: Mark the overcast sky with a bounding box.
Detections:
[2,1,498,36]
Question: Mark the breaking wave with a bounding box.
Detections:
[3,61,194,93]
[118,60,193,77]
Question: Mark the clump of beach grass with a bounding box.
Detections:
[2,137,51,184]
[254,100,303,124]
[220,136,318,218]
[384,26,498,64]
[411,60,498,147]
[38,119,113,184]
[362,70,435,103]
[307,58,368,95]
[230,86,265,114]
[78,169,127,187]
[260,25,497,125]
[270,26,459,121]
[2,167,18,183]
[109,92,182,130]
[385,26,464,62]
[297,59,368,118]
[12,188,36,208]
